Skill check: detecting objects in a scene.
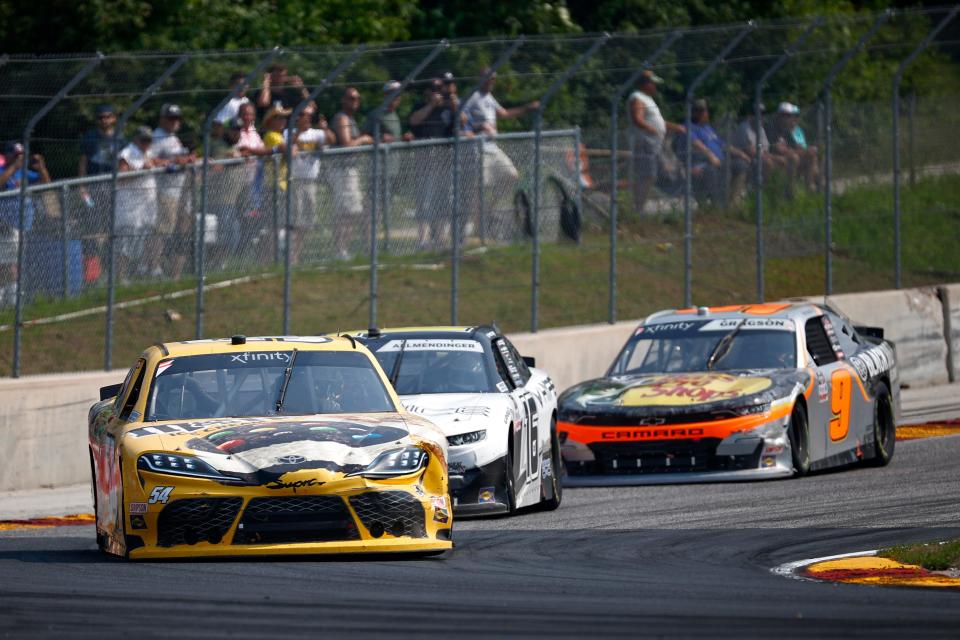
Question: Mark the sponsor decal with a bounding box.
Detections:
[275,455,306,465]
[129,515,147,530]
[156,360,175,376]
[448,461,467,475]
[430,495,448,510]
[414,485,425,497]
[128,502,148,514]
[478,487,496,504]
[265,478,320,490]
[847,343,894,382]
[229,352,291,364]
[617,374,772,407]
[637,321,696,335]
[821,316,844,358]
[376,339,483,353]
[601,427,706,440]
[496,381,509,392]
[699,318,794,332]
[148,486,174,504]
[541,457,553,479]
[762,456,776,467]
[456,406,491,417]
[816,369,828,402]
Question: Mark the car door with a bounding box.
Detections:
[492,337,537,489]
[803,315,856,461]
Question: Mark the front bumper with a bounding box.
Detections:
[448,457,510,516]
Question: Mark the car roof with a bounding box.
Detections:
[350,325,496,338]
[644,301,825,326]
[143,335,362,360]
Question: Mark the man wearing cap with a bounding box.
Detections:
[771,102,818,190]
[151,104,195,279]
[331,87,374,259]
[0,141,51,302]
[733,103,790,197]
[628,70,685,215]
[363,80,412,144]
[116,126,159,281]
[77,104,123,276]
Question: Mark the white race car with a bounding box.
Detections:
[355,326,562,516]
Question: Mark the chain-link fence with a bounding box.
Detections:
[2,8,959,376]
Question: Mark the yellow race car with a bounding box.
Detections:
[89,335,453,559]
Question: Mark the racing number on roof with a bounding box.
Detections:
[830,368,852,442]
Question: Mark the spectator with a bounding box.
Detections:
[230,102,271,259]
[215,72,251,126]
[363,80,412,143]
[1,141,51,232]
[627,70,685,215]
[685,99,751,207]
[256,64,310,113]
[732,103,791,197]
[116,127,158,282]
[463,68,539,234]
[409,78,458,249]
[261,104,292,255]
[284,105,334,264]
[772,102,819,190]
[151,103,195,280]
[206,120,244,269]
[330,87,374,259]
[77,103,122,279]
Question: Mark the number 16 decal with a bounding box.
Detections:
[830,368,852,441]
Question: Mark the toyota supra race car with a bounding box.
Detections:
[89,335,453,559]
[355,326,562,515]
[557,303,899,485]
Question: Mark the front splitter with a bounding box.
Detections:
[563,467,793,487]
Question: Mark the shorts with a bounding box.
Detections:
[291,181,317,230]
[156,191,188,236]
[0,227,19,265]
[632,149,660,180]
[116,222,147,259]
[328,166,363,217]
[482,143,519,187]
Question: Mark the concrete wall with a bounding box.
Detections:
[943,284,959,382]
[0,370,125,492]
[1,283,956,492]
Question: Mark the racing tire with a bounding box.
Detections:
[788,402,811,477]
[503,447,518,514]
[867,382,896,467]
[514,189,534,238]
[539,417,563,511]
[546,176,581,243]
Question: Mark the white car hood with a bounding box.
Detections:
[400,393,513,437]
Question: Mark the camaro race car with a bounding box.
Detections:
[557,302,899,485]
[89,335,453,559]
[355,326,562,515]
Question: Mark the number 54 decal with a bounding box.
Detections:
[830,369,852,441]
[148,486,174,504]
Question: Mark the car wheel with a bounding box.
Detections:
[540,418,563,511]
[788,402,811,477]
[867,381,896,467]
[503,447,518,514]
[514,189,533,238]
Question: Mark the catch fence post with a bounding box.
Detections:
[59,184,69,299]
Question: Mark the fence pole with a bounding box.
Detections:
[104,54,190,371]
[753,18,822,303]
[59,184,69,299]
[820,11,889,296]
[369,40,448,330]
[197,47,282,340]
[531,34,609,332]
[683,24,753,309]
[450,37,525,325]
[282,45,365,335]
[608,30,683,324]
[12,54,103,378]
[892,7,958,290]
[908,92,916,187]
[271,154,280,264]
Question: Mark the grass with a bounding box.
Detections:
[879,538,960,572]
[0,174,957,377]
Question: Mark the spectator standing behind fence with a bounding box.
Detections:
[463,68,539,235]
[771,102,819,191]
[116,127,158,283]
[627,70,685,215]
[284,105,334,264]
[211,72,251,148]
[232,102,269,261]
[77,103,123,283]
[205,120,243,270]
[256,64,310,114]
[151,104,195,280]
[331,87,374,260]
[732,103,792,197]
[686,99,751,208]
[0,142,51,307]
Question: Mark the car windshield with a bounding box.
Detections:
[367,337,496,395]
[610,319,797,375]
[146,350,395,421]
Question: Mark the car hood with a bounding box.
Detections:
[399,393,513,436]
[558,370,809,418]
[124,412,445,483]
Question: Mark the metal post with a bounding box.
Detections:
[908,92,916,187]
[12,54,102,378]
[105,54,189,371]
[753,18,822,303]
[59,184,69,298]
[271,153,280,264]
[683,24,754,309]
[608,30,683,324]
[477,136,485,243]
[282,46,365,335]
[531,34,609,332]
[381,145,391,253]
[197,47,281,339]
[450,37,525,324]
[893,7,958,290]
[369,40,448,330]
[821,11,889,296]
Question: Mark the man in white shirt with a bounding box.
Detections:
[116,126,159,280]
[215,73,251,126]
[463,69,539,237]
[284,105,334,264]
[151,103,195,279]
[627,70,684,215]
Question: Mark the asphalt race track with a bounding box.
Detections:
[2,435,959,638]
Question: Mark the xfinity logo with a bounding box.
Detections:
[230,352,291,364]
[641,322,695,334]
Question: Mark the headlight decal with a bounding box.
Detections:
[447,430,487,447]
[351,446,428,478]
[137,453,245,483]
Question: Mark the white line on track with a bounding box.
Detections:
[771,549,878,582]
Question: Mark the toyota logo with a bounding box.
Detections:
[276,455,306,465]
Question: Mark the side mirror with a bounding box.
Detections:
[522,355,536,367]
[100,383,123,402]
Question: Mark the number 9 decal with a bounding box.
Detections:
[830,368,852,441]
